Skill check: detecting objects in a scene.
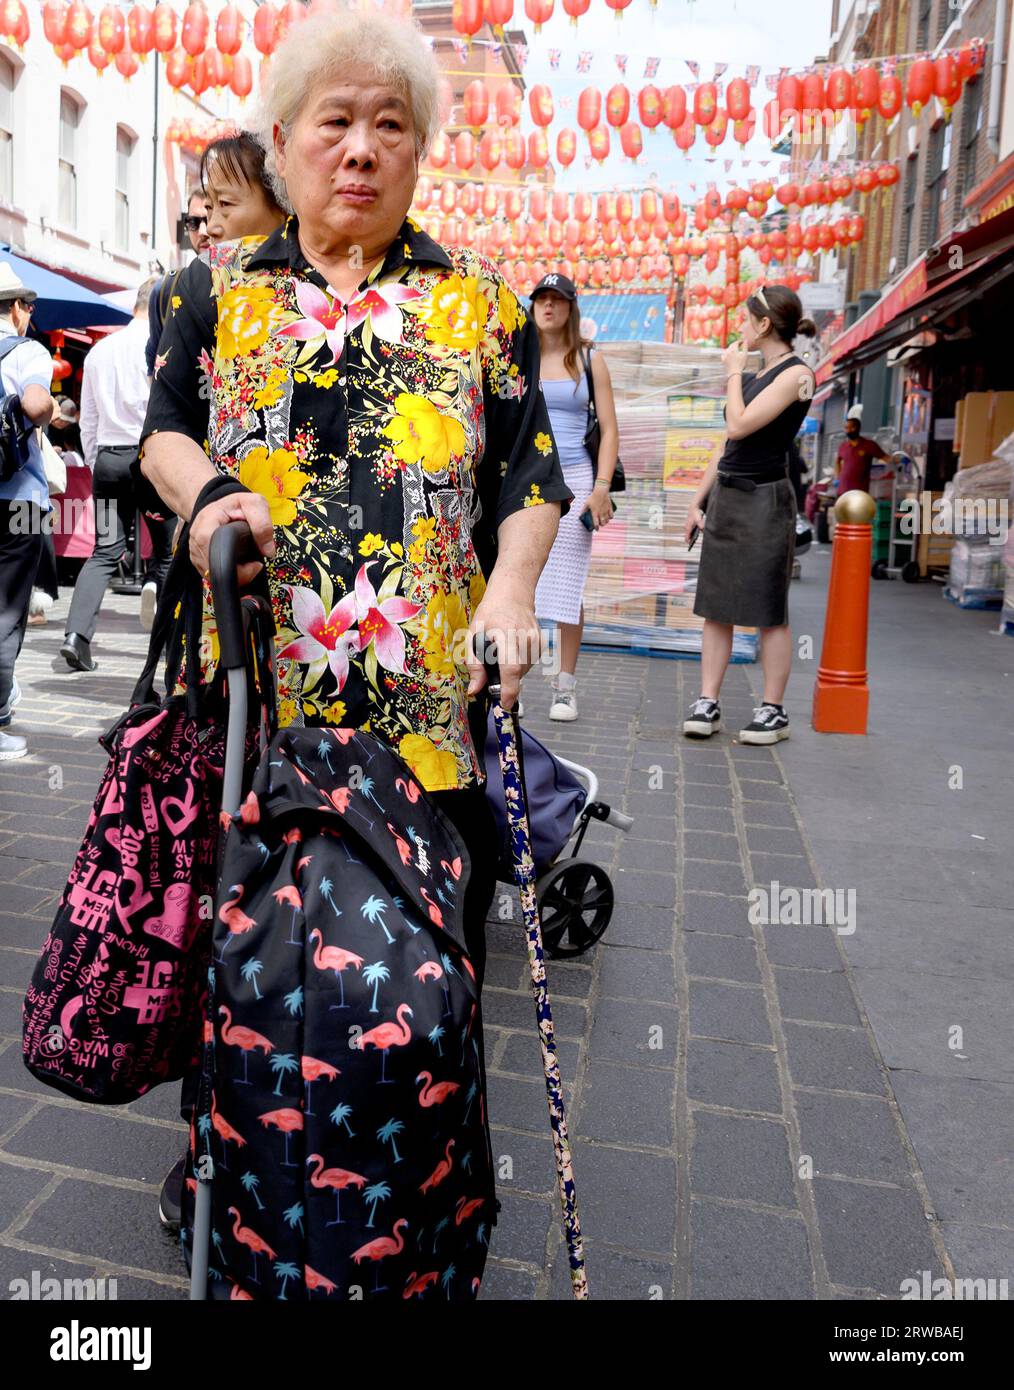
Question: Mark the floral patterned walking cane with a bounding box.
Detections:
[487,669,589,1300]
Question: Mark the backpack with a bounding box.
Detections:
[0,336,32,483]
[183,724,496,1302]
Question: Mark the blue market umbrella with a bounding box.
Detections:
[0,245,132,333]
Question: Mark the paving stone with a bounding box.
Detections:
[481,989,586,1038]
[614,870,676,909]
[16,1178,185,1278]
[0,1158,54,1230]
[762,923,846,971]
[550,1241,675,1299]
[487,1074,557,1135]
[783,1023,887,1096]
[0,884,56,917]
[579,1062,675,1147]
[940,1222,1014,1290]
[683,861,748,895]
[741,804,798,829]
[750,854,818,890]
[3,1106,184,1184]
[738,781,791,805]
[478,1260,539,1300]
[689,981,771,1046]
[680,805,736,834]
[729,757,784,783]
[589,998,678,1069]
[794,1092,911,1183]
[684,932,761,984]
[682,831,741,863]
[568,1142,677,1255]
[620,838,684,873]
[0,1242,122,1295]
[597,946,676,1002]
[495,1032,581,1083]
[485,1192,552,1266]
[545,962,594,1001]
[681,894,752,937]
[683,764,731,787]
[481,954,527,991]
[746,826,808,856]
[101,1274,188,1300]
[0,990,25,1038]
[604,903,675,950]
[488,1128,557,1196]
[687,1039,782,1115]
[682,786,733,810]
[690,1200,814,1299]
[0,948,34,988]
[631,815,680,842]
[774,969,862,1027]
[690,1111,796,1209]
[812,1178,942,1297]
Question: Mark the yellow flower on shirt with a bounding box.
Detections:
[358,533,384,557]
[238,446,310,527]
[523,484,545,508]
[217,285,282,361]
[399,733,457,789]
[497,282,521,335]
[419,590,469,679]
[417,274,490,352]
[534,432,553,457]
[411,516,437,543]
[383,393,466,474]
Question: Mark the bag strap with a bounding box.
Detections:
[0,334,28,367]
[581,346,598,421]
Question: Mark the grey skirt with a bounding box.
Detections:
[693,474,796,628]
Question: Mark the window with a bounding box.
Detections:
[916,0,935,51]
[899,156,919,267]
[960,77,984,203]
[58,91,80,227]
[925,120,951,248]
[0,54,12,202]
[115,127,135,250]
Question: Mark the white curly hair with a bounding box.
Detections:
[251,5,442,213]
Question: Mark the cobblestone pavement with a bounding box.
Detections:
[0,576,974,1301]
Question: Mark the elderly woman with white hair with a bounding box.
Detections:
[140,7,570,1245]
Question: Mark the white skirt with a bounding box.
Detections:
[535,459,594,625]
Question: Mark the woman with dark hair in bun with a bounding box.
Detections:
[683,284,816,745]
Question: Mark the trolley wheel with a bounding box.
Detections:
[871,560,888,580]
[901,560,921,584]
[535,860,613,959]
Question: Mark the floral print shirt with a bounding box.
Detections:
[141,215,570,792]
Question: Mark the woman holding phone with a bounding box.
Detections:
[530,273,618,722]
[683,285,815,744]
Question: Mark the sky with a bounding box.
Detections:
[499,0,837,195]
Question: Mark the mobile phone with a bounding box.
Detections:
[687,524,700,551]
[580,509,595,532]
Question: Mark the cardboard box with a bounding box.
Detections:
[958,392,992,468]
[990,391,1014,457]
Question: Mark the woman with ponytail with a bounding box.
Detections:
[683,285,816,744]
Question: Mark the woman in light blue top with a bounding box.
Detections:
[530,274,618,722]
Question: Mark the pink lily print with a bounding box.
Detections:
[345,281,423,344]
[351,563,421,675]
[278,586,359,691]
[275,281,347,364]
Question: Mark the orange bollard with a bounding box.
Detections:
[812,490,876,735]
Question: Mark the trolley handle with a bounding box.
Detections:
[209,520,265,672]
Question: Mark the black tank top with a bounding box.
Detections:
[719,355,813,476]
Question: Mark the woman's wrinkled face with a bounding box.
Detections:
[533,290,570,333]
[274,76,419,253]
[205,168,284,243]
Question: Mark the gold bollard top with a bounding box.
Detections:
[834,489,876,524]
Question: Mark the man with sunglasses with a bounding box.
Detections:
[144,189,211,379]
[0,263,56,759]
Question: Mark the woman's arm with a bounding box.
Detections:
[590,351,618,485]
[684,451,723,544]
[724,363,814,441]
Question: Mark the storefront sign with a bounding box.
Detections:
[933,417,956,441]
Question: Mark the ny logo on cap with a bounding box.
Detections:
[544,274,560,286]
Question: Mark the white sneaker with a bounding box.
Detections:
[0,678,21,727]
[683,697,722,738]
[549,688,578,721]
[140,581,158,633]
[0,730,27,760]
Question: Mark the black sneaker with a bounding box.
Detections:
[739,704,790,745]
[683,697,721,738]
[158,1155,186,1230]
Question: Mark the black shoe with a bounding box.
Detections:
[60,632,96,672]
[739,704,790,745]
[158,1155,186,1230]
[683,697,721,738]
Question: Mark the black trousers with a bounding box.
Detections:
[33,531,59,602]
[0,502,44,711]
[65,445,174,642]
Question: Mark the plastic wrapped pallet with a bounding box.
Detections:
[945,537,1006,609]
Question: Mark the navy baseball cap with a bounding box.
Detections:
[530,273,578,302]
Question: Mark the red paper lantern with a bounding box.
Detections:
[115,46,139,78]
[230,51,252,99]
[189,50,209,95]
[504,128,525,169]
[460,80,487,130]
[65,0,93,48]
[830,174,853,199]
[615,192,632,224]
[454,131,476,171]
[694,81,718,126]
[606,83,630,127]
[621,257,637,283]
[478,129,502,171]
[934,53,961,109]
[452,0,483,37]
[854,65,880,119]
[768,229,787,257]
[957,40,985,83]
[747,230,765,252]
[528,187,546,223]
[855,167,877,193]
[833,217,850,245]
[97,4,124,54]
[165,46,189,87]
[726,76,751,122]
[826,67,853,112]
[575,259,590,287]
[88,33,111,70]
[906,59,934,116]
[439,182,455,215]
[758,246,773,265]
[848,215,865,242]
[528,130,549,169]
[746,198,767,220]
[43,0,69,45]
[577,87,601,132]
[587,126,610,161]
[800,72,824,112]
[726,185,749,211]
[662,85,686,130]
[524,0,553,32]
[551,190,569,222]
[205,46,227,90]
[733,113,755,146]
[776,182,799,206]
[276,0,305,40]
[878,73,902,120]
[763,98,785,141]
[528,82,554,128]
[704,110,728,147]
[181,1,207,57]
[674,252,689,277]
[674,117,695,151]
[556,128,576,167]
[573,192,592,223]
[877,162,900,187]
[750,180,772,204]
[785,220,802,249]
[776,73,801,113]
[495,84,520,127]
[487,0,514,25]
[620,122,642,160]
[253,2,276,54]
[663,190,680,222]
[504,189,523,221]
[704,188,722,221]
[428,132,449,169]
[638,86,663,130]
[640,190,657,224]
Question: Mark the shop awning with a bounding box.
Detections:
[0,245,132,333]
[814,204,1014,384]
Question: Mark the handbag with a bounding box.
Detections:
[581,346,625,494]
[21,529,275,1105]
[0,336,32,483]
[39,429,67,495]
